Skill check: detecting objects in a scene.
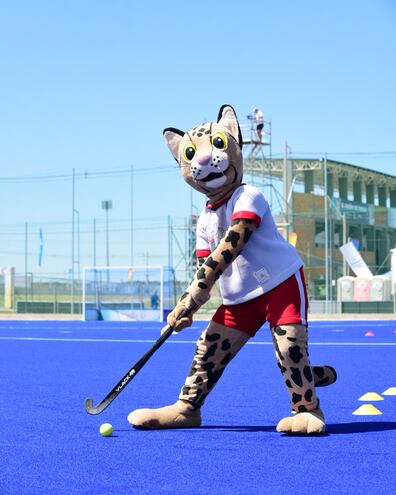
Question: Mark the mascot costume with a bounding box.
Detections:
[128,105,336,434]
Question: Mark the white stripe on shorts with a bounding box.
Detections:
[294,269,307,326]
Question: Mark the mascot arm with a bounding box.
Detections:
[196,254,207,270]
[167,218,258,331]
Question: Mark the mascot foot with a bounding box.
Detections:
[127,400,201,429]
[276,408,326,435]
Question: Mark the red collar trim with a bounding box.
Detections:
[206,195,231,210]
[206,184,245,211]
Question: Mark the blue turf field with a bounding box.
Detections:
[1,319,396,495]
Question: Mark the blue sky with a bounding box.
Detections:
[0,0,395,277]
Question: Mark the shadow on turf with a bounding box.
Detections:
[120,422,396,435]
[327,422,396,434]
[201,422,396,435]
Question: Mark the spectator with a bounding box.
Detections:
[248,107,264,142]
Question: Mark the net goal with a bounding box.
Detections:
[82,266,176,322]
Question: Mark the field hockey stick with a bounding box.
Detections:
[84,303,196,415]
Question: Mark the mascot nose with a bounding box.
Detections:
[196,153,212,166]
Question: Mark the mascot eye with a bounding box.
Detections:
[211,132,227,149]
[183,143,196,162]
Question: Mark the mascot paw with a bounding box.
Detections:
[276,408,326,435]
[127,400,201,430]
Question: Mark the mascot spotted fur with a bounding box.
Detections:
[128,105,336,434]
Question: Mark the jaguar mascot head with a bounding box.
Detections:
[163,105,243,204]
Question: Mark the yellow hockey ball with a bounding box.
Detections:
[99,423,113,437]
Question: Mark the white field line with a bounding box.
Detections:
[310,323,396,328]
[0,323,394,331]
[0,325,163,331]
[0,336,395,346]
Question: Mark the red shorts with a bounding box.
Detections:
[212,267,308,336]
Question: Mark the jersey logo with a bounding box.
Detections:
[253,267,270,285]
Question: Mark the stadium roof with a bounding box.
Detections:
[244,157,396,191]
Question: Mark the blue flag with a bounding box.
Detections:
[38,228,44,266]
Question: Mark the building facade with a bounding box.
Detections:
[243,156,396,300]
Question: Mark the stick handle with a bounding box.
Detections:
[116,302,197,379]
[132,302,197,369]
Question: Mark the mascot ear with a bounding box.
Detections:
[217,105,243,149]
[163,127,185,163]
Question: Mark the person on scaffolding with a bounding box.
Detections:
[248,107,264,142]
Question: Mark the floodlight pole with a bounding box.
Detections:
[25,222,28,309]
[283,142,293,241]
[102,200,112,269]
[130,165,134,267]
[106,208,109,267]
[324,154,329,313]
[71,168,75,314]
[93,218,97,266]
[342,213,347,276]
[73,209,80,279]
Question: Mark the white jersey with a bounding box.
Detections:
[196,184,303,305]
[255,110,264,125]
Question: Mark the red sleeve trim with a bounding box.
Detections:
[231,211,261,226]
[196,249,211,258]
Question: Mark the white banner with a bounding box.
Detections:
[391,249,396,294]
[339,241,373,279]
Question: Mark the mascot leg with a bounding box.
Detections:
[272,324,326,434]
[128,321,250,429]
